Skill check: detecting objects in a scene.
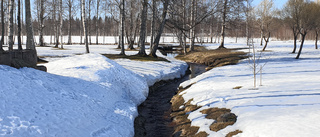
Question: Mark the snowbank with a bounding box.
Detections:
[0,54,148,136]
[179,40,320,137]
[1,50,188,136]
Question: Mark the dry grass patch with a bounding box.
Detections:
[201,108,238,132]
[226,130,243,137]
[102,54,170,62]
[201,107,231,120]
[176,48,248,70]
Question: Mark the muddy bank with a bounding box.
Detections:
[170,85,241,137]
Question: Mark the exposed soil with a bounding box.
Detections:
[102,54,170,62]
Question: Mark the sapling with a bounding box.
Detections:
[248,39,267,89]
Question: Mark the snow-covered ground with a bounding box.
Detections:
[180,39,320,137]
[1,36,320,137]
[0,42,187,136]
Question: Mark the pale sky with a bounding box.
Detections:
[253,0,316,9]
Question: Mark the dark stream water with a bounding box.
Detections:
[134,63,207,137]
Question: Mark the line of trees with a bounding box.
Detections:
[0,0,319,58]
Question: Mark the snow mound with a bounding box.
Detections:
[115,57,188,86]
[0,53,148,137]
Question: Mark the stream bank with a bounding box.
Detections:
[134,47,247,137]
[134,63,207,137]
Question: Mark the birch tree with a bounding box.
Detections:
[189,0,196,51]
[59,0,63,48]
[218,0,228,49]
[67,0,74,44]
[95,0,100,45]
[81,0,89,53]
[38,0,46,47]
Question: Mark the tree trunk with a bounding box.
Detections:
[96,0,100,45]
[0,0,4,51]
[150,0,169,57]
[8,0,14,51]
[150,0,156,50]
[292,34,297,53]
[246,0,250,46]
[88,0,92,45]
[219,0,227,49]
[39,0,44,47]
[190,0,196,51]
[315,30,318,49]
[67,0,72,44]
[296,33,306,59]
[262,32,270,51]
[54,0,59,48]
[25,0,36,50]
[138,0,148,56]
[59,0,63,49]
[81,0,89,53]
[119,0,125,55]
[17,0,22,50]
[80,1,83,44]
[127,0,135,50]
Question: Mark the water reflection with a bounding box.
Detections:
[188,63,207,79]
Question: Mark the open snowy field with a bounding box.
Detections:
[180,39,320,137]
[0,41,187,136]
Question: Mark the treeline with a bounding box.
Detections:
[0,0,319,58]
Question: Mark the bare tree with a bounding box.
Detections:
[295,2,317,59]
[189,0,196,51]
[282,0,303,53]
[67,0,74,44]
[17,0,22,50]
[38,0,46,47]
[150,0,156,51]
[8,0,14,51]
[25,0,36,50]
[119,0,125,55]
[245,0,253,46]
[218,0,228,49]
[81,0,89,53]
[88,0,92,44]
[149,0,169,57]
[138,0,147,56]
[59,0,63,48]
[0,0,4,51]
[256,0,274,51]
[126,0,139,50]
[95,0,100,45]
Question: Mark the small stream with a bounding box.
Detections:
[134,63,207,137]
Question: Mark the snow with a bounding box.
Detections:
[2,36,320,136]
[0,41,187,136]
[179,39,320,137]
